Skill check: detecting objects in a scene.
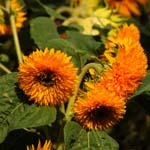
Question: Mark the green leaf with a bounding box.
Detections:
[30,16,59,49]
[66,31,102,66]
[66,31,101,55]
[0,72,56,143]
[36,0,66,20]
[131,70,150,98]
[64,121,119,150]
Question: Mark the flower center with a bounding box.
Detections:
[91,106,114,120]
[37,70,56,86]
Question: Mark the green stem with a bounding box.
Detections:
[0,63,11,73]
[10,14,23,63]
[70,0,74,7]
[56,144,65,150]
[6,0,23,63]
[65,63,103,121]
[59,103,65,115]
[56,126,65,150]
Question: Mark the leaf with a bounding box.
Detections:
[66,31,101,55]
[30,16,59,49]
[64,121,119,150]
[131,70,150,98]
[0,72,56,143]
[36,0,66,20]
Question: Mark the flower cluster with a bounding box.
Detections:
[73,24,147,130]
[0,0,149,149]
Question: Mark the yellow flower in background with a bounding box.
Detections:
[27,140,52,150]
[62,7,127,36]
[73,89,126,130]
[11,0,27,29]
[0,24,9,35]
[106,0,147,17]
[0,0,26,35]
[18,48,78,106]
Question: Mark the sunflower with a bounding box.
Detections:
[106,0,147,17]
[0,0,26,35]
[99,42,147,99]
[27,140,52,150]
[73,89,126,130]
[103,24,141,63]
[18,48,78,106]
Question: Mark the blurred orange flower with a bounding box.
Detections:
[106,0,147,17]
[73,89,126,130]
[0,0,26,35]
[18,48,78,106]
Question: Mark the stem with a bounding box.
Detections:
[10,15,23,63]
[56,126,65,150]
[6,0,23,63]
[0,63,11,73]
[65,63,103,121]
[59,103,65,115]
[56,143,65,150]
[69,0,74,8]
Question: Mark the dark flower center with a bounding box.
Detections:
[90,106,114,120]
[37,70,56,86]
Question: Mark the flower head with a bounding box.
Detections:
[0,0,26,35]
[106,0,147,17]
[27,140,52,150]
[73,89,126,130]
[107,24,140,46]
[18,48,78,106]
[99,42,147,99]
[103,24,141,63]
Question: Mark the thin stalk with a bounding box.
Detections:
[6,0,23,63]
[0,63,11,73]
[65,63,103,121]
[56,143,65,150]
[59,103,66,115]
[10,14,23,63]
[70,0,74,7]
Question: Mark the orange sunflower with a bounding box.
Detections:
[106,23,140,47]
[104,24,140,63]
[73,89,126,130]
[27,140,52,150]
[106,0,147,17]
[0,0,26,35]
[99,42,147,99]
[18,48,78,106]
